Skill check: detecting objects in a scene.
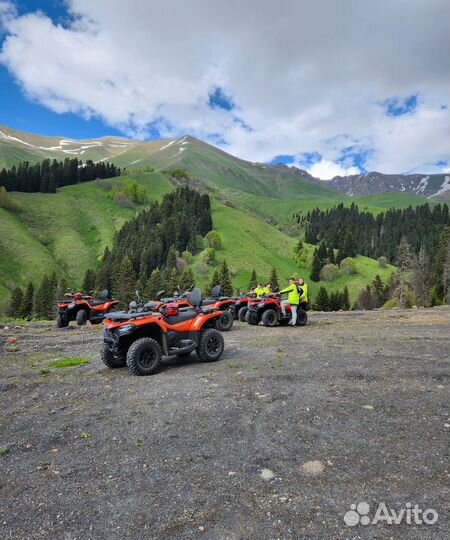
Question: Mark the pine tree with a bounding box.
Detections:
[82,269,97,295]
[357,286,375,310]
[166,268,179,297]
[20,281,34,319]
[433,226,450,301]
[248,269,257,289]
[342,232,357,258]
[329,291,342,311]
[327,246,336,264]
[166,245,177,271]
[145,268,162,299]
[218,259,233,296]
[95,247,112,294]
[114,256,136,307]
[335,249,344,265]
[294,239,304,254]
[310,249,322,282]
[179,268,195,291]
[341,286,350,311]
[412,245,432,307]
[269,267,279,291]
[7,286,24,318]
[372,274,388,308]
[209,269,220,295]
[34,275,53,319]
[314,286,329,311]
[393,236,414,308]
[317,239,328,266]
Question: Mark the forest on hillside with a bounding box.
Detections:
[0,158,121,193]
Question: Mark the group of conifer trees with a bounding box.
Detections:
[90,186,213,304]
[302,202,449,263]
[0,158,120,193]
[6,273,68,320]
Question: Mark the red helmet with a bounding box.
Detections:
[165,303,179,316]
[74,293,82,301]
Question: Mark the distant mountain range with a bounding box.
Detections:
[1,124,449,200]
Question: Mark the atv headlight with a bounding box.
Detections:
[68,303,75,309]
[257,302,265,307]
[116,324,135,335]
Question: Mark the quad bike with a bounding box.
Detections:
[102,288,225,376]
[56,289,119,327]
[232,292,257,322]
[201,285,236,331]
[246,292,307,327]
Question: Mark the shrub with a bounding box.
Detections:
[205,230,222,250]
[195,262,209,276]
[201,248,216,265]
[378,256,388,268]
[340,257,357,276]
[0,187,21,212]
[181,250,193,263]
[320,263,339,282]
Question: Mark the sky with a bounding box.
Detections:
[0,0,449,179]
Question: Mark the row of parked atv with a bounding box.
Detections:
[56,285,307,376]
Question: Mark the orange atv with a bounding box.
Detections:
[141,286,235,332]
[57,289,119,327]
[102,289,225,376]
[201,285,236,331]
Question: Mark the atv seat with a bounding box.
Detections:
[90,300,107,306]
[163,310,198,325]
[202,298,217,306]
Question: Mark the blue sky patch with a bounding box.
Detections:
[337,146,372,172]
[208,87,234,111]
[270,155,295,165]
[382,94,418,116]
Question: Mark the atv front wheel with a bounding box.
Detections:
[246,311,259,325]
[238,306,248,322]
[296,309,308,326]
[196,328,224,362]
[101,343,126,368]
[262,309,278,327]
[126,338,162,376]
[216,310,234,332]
[56,315,68,328]
[76,309,87,326]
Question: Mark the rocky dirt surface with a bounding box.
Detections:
[0,308,449,539]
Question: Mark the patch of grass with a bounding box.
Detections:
[39,369,50,375]
[0,447,9,456]
[48,357,89,368]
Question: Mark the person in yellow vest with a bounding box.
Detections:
[280,276,300,326]
[254,283,264,298]
[262,282,271,296]
[298,277,308,307]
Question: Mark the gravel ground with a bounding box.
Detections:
[0,307,449,539]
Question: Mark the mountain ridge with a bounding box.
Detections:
[1,125,449,199]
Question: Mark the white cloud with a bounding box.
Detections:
[0,0,449,177]
[305,160,360,181]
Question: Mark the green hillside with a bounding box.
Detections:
[2,126,428,309]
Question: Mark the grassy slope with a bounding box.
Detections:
[194,201,395,301]
[0,172,173,303]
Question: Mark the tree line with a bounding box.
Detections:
[301,202,449,263]
[0,158,121,193]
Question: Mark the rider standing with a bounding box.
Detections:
[280,277,300,326]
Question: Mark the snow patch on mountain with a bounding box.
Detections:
[416,176,429,194]
[434,176,450,196]
[159,140,175,151]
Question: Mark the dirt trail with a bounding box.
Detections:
[1,308,449,539]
